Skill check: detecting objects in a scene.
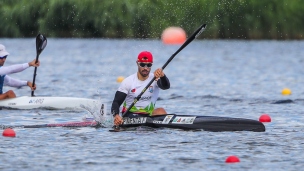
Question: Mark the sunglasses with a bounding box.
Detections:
[138,62,152,68]
[0,55,7,59]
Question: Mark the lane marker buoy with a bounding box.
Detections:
[281,88,291,95]
[2,128,16,137]
[161,27,187,44]
[225,155,240,163]
[259,114,271,122]
[117,76,125,83]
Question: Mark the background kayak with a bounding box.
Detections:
[0,96,104,110]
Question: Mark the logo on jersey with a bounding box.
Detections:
[131,88,136,93]
[139,96,152,101]
[148,86,153,93]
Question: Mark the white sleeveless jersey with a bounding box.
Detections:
[117,72,159,115]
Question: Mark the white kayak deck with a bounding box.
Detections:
[0,96,104,110]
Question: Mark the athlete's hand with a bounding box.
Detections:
[27,81,36,91]
[154,68,165,80]
[114,114,123,126]
[29,59,40,67]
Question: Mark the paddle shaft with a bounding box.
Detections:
[31,54,39,96]
[121,24,206,117]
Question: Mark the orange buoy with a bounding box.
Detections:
[116,76,125,83]
[259,114,271,122]
[225,155,240,163]
[161,27,187,44]
[281,88,291,95]
[2,128,16,137]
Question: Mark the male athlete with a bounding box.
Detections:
[111,51,170,126]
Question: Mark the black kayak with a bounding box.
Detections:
[119,114,265,132]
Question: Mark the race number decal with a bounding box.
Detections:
[124,117,147,125]
[29,98,44,104]
[172,116,196,124]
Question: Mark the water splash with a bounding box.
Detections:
[80,102,113,128]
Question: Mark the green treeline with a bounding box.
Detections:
[0,0,303,39]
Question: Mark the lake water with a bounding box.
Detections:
[1,38,304,171]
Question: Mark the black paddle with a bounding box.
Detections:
[113,23,207,131]
[31,34,47,97]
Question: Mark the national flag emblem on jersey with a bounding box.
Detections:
[131,88,136,93]
[148,86,153,93]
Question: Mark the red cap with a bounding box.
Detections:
[137,51,153,63]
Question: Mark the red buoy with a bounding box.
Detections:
[225,155,240,163]
[2,128,16,137]
[259,114,271,122]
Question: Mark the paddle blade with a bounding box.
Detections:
[195,24,207,38]
[36,34,47,55]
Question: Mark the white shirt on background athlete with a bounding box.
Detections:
[0,63,30,88]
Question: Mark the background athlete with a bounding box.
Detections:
[0,44,40,100]
[111,51,170,126]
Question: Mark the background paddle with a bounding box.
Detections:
[1,120,98,129]
[113,23,207,130]
[31,34,47,96]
